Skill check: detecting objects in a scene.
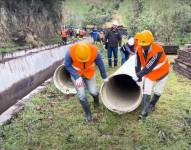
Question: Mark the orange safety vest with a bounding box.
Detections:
[61,30,68,38]
[137,43,170,81]
[70,44,98,79]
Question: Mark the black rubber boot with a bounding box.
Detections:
[109,60,112,68]
[139,94,151,119]
[150,94,160,111]
[93,95,99,108]
[79,100,92,122]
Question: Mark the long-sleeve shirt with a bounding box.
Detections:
[120,43,134,55]
[91,29,99,39]
[105,28,122,47]
[64,49,107,80]
[135,49,163,79]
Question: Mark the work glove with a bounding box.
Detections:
[132,75,139,82]
[103,78,109,82]
[75,77,84,89]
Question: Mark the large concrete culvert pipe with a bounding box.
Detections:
[100,55,143,114]
[53,64,77,95]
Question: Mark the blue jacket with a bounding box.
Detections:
[64,48,107,80]
[91,30,99,40]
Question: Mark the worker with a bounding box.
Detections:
[68,26,75,38]
[75,28,80,38]
[132,30,170,118]
[120,37,135,65]
[60,27,68,45]
[99,31,105,44]
[105,20,122,68]
[64,42,107,122]
[79,28,86,38]
[91,27,99,44]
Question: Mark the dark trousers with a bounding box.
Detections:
[62,37,67,45]
[120,49,130,65]
[107,47,118,67]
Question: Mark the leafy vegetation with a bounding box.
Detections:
[61,0,120,27]
[119,0,191,45]
[1,0,190,53]
[0,53,191,150]
[83,0,120,27]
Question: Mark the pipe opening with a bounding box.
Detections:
[54,65,74,88]
[101,74,141,112]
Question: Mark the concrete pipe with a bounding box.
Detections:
[53,64,77,95]
[100,55,142,114]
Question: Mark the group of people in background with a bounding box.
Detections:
[63,21,170,122]
[60,27,87,45]
[91,21,135,67]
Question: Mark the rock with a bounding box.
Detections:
[10,30,44,48]
[10,30,27,45]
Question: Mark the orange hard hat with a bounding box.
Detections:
[134,32,141,40]
[75,42,91,62]
[135,30,154,46]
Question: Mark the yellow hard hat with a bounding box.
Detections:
[75,42,91,62]
[136,30,154,46]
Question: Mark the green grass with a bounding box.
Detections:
[0,52,191,149]
[0,45,30,54]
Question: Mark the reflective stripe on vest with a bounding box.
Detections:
[137,43,170,81]
[153,57,167,71]
[70,44,98,79]
[72,63,96,71]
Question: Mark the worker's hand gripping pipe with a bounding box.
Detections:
[100,55,143,114]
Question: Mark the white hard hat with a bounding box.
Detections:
[127,37,134,46]
[112,20,119,26]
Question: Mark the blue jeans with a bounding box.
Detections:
[107,47,118,66]
[120,49,130,65]
[72,76,98,102]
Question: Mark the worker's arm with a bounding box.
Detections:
[136,52,163,79]
[135,53,141,73]
[104,31,109,43]
[95,52,107,79]
[118,31,122,47]
[64,49,80,80]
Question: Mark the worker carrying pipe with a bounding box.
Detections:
[64,42,107,122]
[133,30,170,118]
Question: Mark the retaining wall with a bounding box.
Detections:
[0,44,69,114]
